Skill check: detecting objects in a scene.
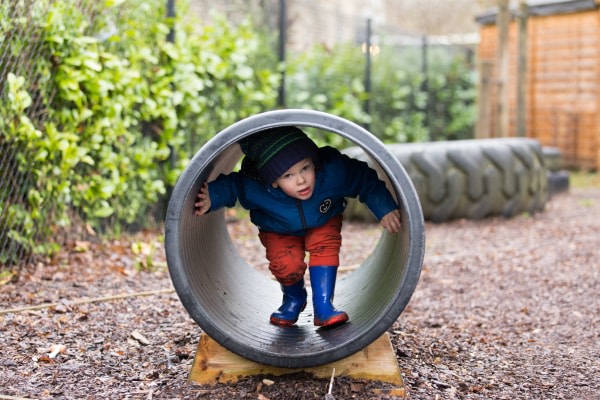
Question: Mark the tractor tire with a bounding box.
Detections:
[344,138,549,223]
[542,146,562,172]
[542,146,570,197]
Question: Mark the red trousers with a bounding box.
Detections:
[258,215,343,286]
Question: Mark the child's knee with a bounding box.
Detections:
[269,262,306,285]
[277,271,306,286]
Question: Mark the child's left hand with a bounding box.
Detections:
[380,209,401,234]
[194,182,211,216]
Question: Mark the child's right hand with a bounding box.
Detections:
[380,209,401,234]
[194,182,211,216]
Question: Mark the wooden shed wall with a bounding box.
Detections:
[477,8,600,170]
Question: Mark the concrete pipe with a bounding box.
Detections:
[165,109,425,368]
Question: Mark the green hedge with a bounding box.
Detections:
[0,0,278,263]
[286,42,476,145]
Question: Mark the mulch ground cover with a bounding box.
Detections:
[1,187,599,399]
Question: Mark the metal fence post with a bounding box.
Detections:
[421,35,430,137]
[516,1,529,137]
[164,0,176,212]
[277,0,287,108]
[363,18,372,131]
[167,0,175,42]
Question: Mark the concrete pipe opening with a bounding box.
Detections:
[165,109,425,368]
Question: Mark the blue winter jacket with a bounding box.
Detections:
[207,146,399,236]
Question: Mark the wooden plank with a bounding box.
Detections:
[516,0,528,137]
[596,10,600,170]
[189,332,405,396]
[477,61,494,138]
[495,0,511,137]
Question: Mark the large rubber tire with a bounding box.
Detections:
[345,138,548,223]
[542,146,570,197]
[542,146,562,172]
[165,109,425,368]
[547,170,570,197]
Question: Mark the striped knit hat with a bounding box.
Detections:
[239,126,318,183]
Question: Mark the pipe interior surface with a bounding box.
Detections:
[165,109,425,368]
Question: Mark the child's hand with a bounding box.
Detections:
[380,209,401,234]
[194,182,211,216]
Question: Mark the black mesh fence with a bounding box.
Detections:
[1,1,102,267]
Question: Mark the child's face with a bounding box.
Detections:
[272,157,316,200]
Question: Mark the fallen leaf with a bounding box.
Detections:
[74,241,91,252]
[351,383,364,392]
[131,330,150,345]
[52,303,69,314]
[48,344,67,358]
[37,355,53,363]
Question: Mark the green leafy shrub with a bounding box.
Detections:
[285,44,369,148]
[285,41,476,145]
[0,0,278,264]
[426,51,477,141]
[369,46,429,143]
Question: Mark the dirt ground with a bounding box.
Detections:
[1,186,599,399]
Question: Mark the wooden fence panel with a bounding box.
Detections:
[477,8,600,169]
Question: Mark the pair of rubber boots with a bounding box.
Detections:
[270,266,348,328]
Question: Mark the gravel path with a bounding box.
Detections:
[0,187,598,399]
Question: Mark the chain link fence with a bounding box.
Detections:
[193,0,476,109]
[1,1,102,267]
[0,0,476,269]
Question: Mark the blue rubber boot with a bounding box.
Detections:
[309,266,349,327]
[270,279,307,327]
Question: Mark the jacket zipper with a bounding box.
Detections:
[296,199,308,231]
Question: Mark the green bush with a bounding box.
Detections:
[369,46,429,143]
[426,51,477,141]
[0,0,278,263]
[285,41,476,145]
[285,44,369,148]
